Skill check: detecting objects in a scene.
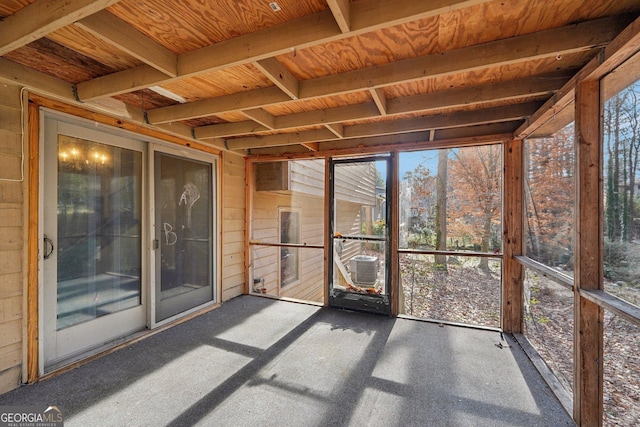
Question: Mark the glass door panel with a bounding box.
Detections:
[56,135,142,328]
[43,118,145,372]
[154,152,215,322]
[329,157,391,315]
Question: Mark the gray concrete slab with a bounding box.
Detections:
[0,296,574,426]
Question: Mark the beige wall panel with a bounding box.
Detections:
[0,154,22,181]
[0,182,22,204]
[0,85,21,107]
[0,206,22,227]
[0,86,23,384]
[0,129,21,153]
[0,296,21,323]
[221,151,246,301]
[0,227,22,251]
[0,366,20,394]
[0,106,21,135]
[0,250,21,275]
[0,320,21,347]
[0,273,21,298]
[0,343,21,373]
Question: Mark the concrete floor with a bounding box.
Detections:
[0,296,574,426]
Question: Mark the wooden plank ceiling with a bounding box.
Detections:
[1,0,639,154]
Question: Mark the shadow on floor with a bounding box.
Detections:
[0,296,574,426]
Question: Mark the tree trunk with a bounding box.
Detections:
[480,213,491,272]
[435,149,448,270]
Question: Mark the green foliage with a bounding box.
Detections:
[372,220,385,235]
[604,240,640,286]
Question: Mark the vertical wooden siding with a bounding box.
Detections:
[221,151,247,301]
[0,82,24,393]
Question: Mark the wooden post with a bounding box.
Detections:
[324,158,331,307]
[502,138,524,333]
[390,152,399,316]
[244,158,253,295]
[27,99,39,382]
[574,79,604,427]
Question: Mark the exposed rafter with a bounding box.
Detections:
[0,0,120,56]
[192,72,567,141]
[327,0,351,33]
[71,0,491,100]
[144,17,624,125]
[241,108,276,129]
[226,102,539,150]
[370,89,388,116]
[253,58,299,100]
[75,11,178,77]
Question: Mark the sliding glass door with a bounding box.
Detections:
[153,151,216,322]
[42,118,146,372]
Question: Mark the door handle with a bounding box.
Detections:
[43,235,54,260]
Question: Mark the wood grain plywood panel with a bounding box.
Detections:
[264,92,371,116]
[3,38,116,83]
[0,0,35,16]
[162,64,273,101]
[113,88,179,110]
[338,96,548,127]
[108,0,328,54]
[278,16,441,79]
[437,0,640,52]
[216,112,252,123]
[384,52,595,99]
[183,116,231,128]
[49,25,141,71]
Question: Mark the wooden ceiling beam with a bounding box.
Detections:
[194,121,268,139]
[315,126,513,154]
[228,128,338,150]
[300,142,320,151]
[73,0,490,100]
[388,71,571,115]
[370,89,388,116]
[325,123,345,138]
[275,102,381,129]
[0,58,74,100]
[76,65,170,100]
[253,58,299,100]
[251,126,514,157]
[241,108,275,129]
[75,11,178,77]
[147,86,290,124]
[145,16,621,125]
[344,102,540,138]
[327,0,351,33]
[0,0,120,56]
[516,14,640,138]
[300,15,629,99]
[226,101,538,150]
[191,73,564,139]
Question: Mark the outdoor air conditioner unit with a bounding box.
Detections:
[350,255,378,286]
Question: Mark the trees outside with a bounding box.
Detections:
[525,123,575,270]
[603,81,640,288]
[400,145,502,263]
[399,146,503,327]
[448,145,502,271]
